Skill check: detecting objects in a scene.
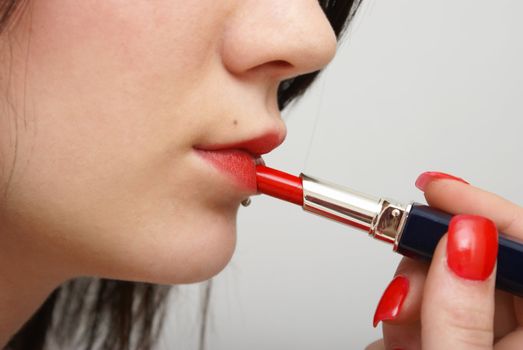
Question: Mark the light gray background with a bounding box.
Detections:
[160,1,523,349]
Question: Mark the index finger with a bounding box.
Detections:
[417,172,523,237]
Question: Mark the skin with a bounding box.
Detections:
[0,0,336,344]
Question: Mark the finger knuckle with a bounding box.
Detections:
[452,327,493,349]
[443,306,493,348]
[502,206,521,232]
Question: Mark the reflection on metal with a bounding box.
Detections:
[301,174,410,249]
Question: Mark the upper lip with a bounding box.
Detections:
[195,130,286,157]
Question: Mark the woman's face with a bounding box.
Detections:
[0,1,336,284]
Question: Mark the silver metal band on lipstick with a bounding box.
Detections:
[300,174,411,249]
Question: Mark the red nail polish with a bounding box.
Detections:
[415,171,469,191]
[373,276,409,327]
[447,215,498,281]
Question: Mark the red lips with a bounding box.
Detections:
[196,149,259,191]
[195,131,284,193]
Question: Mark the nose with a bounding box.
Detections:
[221,0,337,81]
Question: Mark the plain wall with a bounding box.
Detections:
[160,1,523,349]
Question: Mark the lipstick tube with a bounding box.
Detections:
[257,166,523,297]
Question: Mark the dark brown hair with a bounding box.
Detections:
[2,0,361,349]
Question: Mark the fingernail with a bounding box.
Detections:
[373,275,409,327]
[415,171,469,191]
[447,214,498,281]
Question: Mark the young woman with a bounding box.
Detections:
[0,1,521,349]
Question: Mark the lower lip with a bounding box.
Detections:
[195,149,257,192]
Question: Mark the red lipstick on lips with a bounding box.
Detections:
[196,132,284,193]
[196,149,259,191]
[255,165,523,298]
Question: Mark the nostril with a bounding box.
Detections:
[260,60,295,78]
[269,60,293,69]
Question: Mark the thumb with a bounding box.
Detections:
[421,214,498,350]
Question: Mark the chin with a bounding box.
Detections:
[173,232,237,284]
[116,213,238,286]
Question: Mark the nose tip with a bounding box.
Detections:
[286,22,337,77]
[221,1,338,80]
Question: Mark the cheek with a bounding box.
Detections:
[27,0,227,87]
[2,125,239,284]
[17,0,231,168]
[0,0,239,283]
[137,209,239,284]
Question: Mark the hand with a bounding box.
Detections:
[366,171,523,350]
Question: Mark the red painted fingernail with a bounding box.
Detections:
[447,214,498,281]
[373,276,409,327]
[415,171,469,191]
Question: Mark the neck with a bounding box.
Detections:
[0,272,60,347]
[0,226,66,347]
